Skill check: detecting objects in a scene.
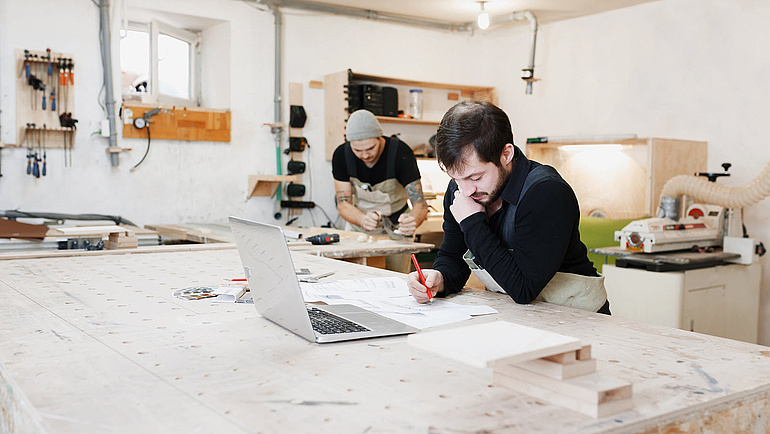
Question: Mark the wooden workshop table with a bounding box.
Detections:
[146,222,434,268]
[1,249,769,433]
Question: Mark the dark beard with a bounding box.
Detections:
[472,166,510,206]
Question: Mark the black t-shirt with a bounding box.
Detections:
[332,137,420,187]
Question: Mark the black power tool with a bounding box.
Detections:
[305,233,340,245]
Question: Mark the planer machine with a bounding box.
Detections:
[614,204,727,254]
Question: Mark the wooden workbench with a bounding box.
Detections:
[1,250,769,433]
[146,222,434,268]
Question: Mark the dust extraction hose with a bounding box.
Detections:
[658,162,770,219]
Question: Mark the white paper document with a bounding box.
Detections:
[300,277,497,329]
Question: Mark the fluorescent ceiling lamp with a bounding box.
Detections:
[478,2,489,30]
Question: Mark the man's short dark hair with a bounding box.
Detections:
[435,100,514,172]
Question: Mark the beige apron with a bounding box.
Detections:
[345,177,408,235]
[463,250,607,312]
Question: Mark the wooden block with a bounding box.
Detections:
[309,80,323,89]
[408,321,582,368]
[577,345,592,361]
[447,92,459,100]
[493,366,633,418]
[511,357,596,380]
[544,350,577,364]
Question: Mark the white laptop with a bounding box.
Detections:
[229,216,418,343]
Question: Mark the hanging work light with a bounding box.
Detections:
[477,2,489,30]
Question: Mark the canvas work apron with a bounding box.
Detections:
[343,137,409,235]
[461,164,607,312]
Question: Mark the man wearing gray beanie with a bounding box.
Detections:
[332,110,428,247]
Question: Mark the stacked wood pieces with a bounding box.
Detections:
[107,229,138,250]
[493,344,633,418]
[408,321,633,419]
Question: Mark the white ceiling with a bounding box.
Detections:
[279,0,661,28]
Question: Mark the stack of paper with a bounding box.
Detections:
[300,277,496,329]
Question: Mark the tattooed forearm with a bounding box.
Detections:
[405,180,425,205]
[335,190,352,205]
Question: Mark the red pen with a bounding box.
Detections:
[229,278,247,281]
[411,254,433,300]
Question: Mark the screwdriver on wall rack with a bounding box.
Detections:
[42,124,47,176]
[25,123,34,175]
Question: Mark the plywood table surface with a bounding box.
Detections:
[1,249,769,433]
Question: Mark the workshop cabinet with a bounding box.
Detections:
[526,138,707,219]
[602,263,761,343]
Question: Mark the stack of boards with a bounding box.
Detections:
[408,321,633,418]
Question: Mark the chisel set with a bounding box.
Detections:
[15,48,78,175]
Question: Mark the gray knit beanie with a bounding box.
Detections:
[346,110,383,141]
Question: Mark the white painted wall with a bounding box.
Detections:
[1,0,769,344]
[480,0,770,345]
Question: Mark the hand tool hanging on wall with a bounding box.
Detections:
[25,124,34,175]
[42,124,47,176]
[46,49,56,112]
[32,124,40,178]
[57,58,64,115]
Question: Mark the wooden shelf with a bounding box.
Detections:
[247,174,297,198]
[324,70,495,161]
[375,116,439,126]
[351,72,493,94]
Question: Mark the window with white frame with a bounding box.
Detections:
[120,20,200,106]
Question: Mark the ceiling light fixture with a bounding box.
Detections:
[477,1,489,30]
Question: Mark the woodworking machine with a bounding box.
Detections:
[614,204,727,253]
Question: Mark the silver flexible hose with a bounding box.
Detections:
[660,162,770,212]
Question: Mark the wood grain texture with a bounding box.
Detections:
[1,250,769,432]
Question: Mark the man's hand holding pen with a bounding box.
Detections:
[407,267,444,304]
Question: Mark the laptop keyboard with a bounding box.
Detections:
[307,307,370,334]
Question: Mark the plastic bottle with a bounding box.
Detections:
[409,89,423,119]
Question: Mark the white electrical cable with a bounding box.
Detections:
[660,162,770,209]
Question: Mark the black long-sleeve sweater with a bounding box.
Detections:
[432,146,598,304]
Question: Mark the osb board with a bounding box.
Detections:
[2,250,770,432]
[122,104,231,142]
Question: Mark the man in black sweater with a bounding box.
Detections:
[407,101,610,314]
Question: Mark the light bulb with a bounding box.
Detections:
[477,2,489,30]
[478,12,489,29]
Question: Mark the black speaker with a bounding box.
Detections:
[286,182,306,197]
[287,160,306,174]
[382,86,398,117]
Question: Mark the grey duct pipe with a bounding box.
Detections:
[99,0,119,165]
[270,3,284,219]
[494,10,538,94]
[278,0,471,32]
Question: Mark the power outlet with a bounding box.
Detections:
[100,119,110,138]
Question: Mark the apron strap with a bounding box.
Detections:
[500,162,562,249]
